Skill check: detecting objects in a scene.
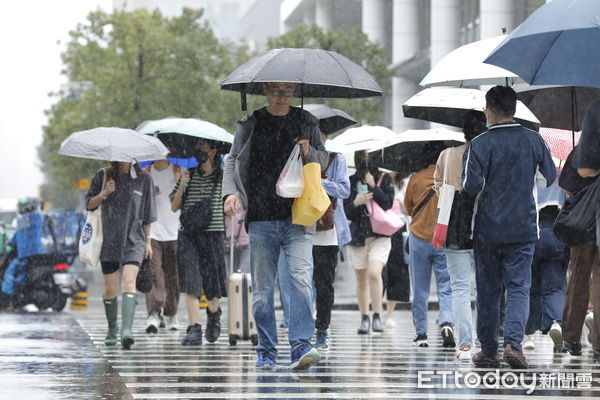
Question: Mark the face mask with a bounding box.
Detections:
[194,149,209,164]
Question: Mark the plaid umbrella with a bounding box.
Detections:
[539,127,581,161]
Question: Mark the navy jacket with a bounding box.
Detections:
[462,122,556,244]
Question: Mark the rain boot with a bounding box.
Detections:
[121,292,137,350]
[103,297,119,346]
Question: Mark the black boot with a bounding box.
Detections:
[205,307,222,343]
[182,323,202,346]
[357,314,370,335]
[372,313,383,333]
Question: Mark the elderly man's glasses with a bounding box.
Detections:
[268,88,295,97]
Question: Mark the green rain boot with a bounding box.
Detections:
[121,292,137,350]
[103,297,119,346]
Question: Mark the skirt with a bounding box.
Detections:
[177,230,228,299]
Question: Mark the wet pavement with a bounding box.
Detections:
[1,267,599,399]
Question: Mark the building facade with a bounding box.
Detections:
[280,0,547,132]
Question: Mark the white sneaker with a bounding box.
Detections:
[549,322,563,347]
[385,318,396,329]
[146,310,160,334]
[522,334,536,350]
[456,345,472,361]
[165,315,179,331]
[585,312,594,344]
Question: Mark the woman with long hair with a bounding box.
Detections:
[170,139,228,346]
[86,161,157,350]
[344,150,396,334]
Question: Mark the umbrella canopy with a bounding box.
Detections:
[136,117,233,158]
[368,128,465,175]
[402,87,541,131]
[539,127,581,161]
[484,0,600,88]
[303,104,358,135]
[514,85,600,131]
[420,35,524,88]
[327,125,397,154]
[59,127,169,162]
[220,48,383,109]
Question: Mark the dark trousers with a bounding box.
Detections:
[146,240,180,316]
[383,228,410,302]
[525,220,569,334]
[474,238,534,354]
[562,241,600,350]
[313,245,339,331]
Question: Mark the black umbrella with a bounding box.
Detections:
[515,85,600,133]
[303,104,358,135]
[220,48,383,110]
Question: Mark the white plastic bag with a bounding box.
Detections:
[79,169,105,267]
[276,145,305,198]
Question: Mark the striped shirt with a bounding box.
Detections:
[171,170,224,232]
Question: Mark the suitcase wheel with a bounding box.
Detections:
[229,334,238,346]
[251,334,259,346]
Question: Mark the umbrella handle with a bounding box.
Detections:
[229,215,235,275]
[241,83,247,112]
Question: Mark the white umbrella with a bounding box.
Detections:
[402,87,540,131]
[136,117,233,144]
[327,125,397,153]
[420,35,525,88]
[368,128,465,152]
[59,127,169,162]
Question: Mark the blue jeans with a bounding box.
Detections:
[474,238,534,353]
[249,218,314,356]
[525,220,568,334]
[409,233,453,335]
[444,249,475,347]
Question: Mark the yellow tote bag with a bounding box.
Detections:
[292,162,331,226]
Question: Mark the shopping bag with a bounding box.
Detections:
[292,162,331,226]
[276,145,304,198]
[553,176,600,247]
[432,183,455,249]
[366,174,404,236]
[79,169,106,267]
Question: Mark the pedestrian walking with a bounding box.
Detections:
[463,85,556,369]
[222,82,328,370]
[312,131,351,351]
[522,175,569,353]
[405,150,454,349]
[344,150,395,335]
[170,139,228,346]
[144,160,181,333]
[86,162,157,350]
[433,110,486,360]
[560,136,600,357]
[382,172,410,329]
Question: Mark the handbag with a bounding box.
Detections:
[179,170,217,235]
[366,173,404,236]
[316,153,338,231]
[135,258,153,293]
[292,162,331,226]
[276,145,305,198]
[79,169,106,267]
[553,176,600,247]
[444,190,474,250]
[433,153,455,249]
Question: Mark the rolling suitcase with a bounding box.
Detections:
[227,216,258,346]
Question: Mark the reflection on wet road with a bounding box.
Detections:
[2,297,600,399]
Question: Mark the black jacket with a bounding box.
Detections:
[344,169,395,246]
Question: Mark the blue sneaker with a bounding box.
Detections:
[290,345,321,370]
[315,330,329,351]
[255,352,276,370]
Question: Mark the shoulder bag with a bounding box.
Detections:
[79,168,106,267]
[179,169,218,235]
[366,173,405,236]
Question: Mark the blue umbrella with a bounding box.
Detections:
[139,157,199,169]
[484,0,600,89]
